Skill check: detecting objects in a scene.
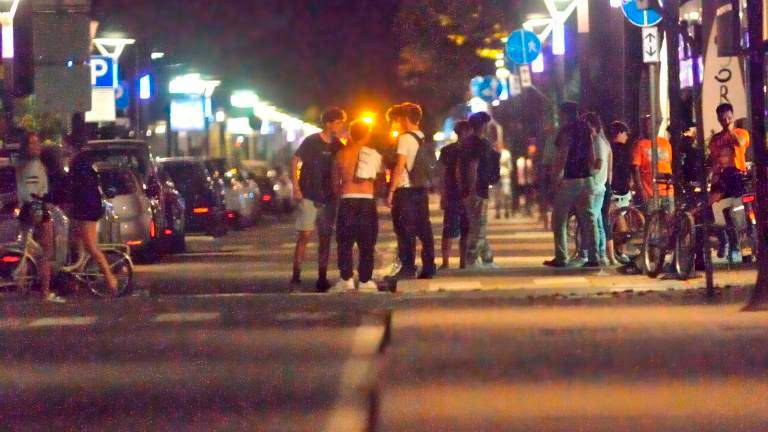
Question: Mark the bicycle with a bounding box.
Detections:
[0,198,134,298]
[608,192,645,262]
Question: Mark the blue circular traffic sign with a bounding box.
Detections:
[505,29,541,65]
[622,0,663,27]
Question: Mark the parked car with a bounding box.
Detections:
[0,159,19,244]
[95,163,155,260]
[252,174,294,214]
[157,158,228,237]
[222,169,262,228]
[82,140,186,255]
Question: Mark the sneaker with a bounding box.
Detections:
[481,261,499,269]
[328,278,355,294]
[615,253,631,265]
[358,280,380,293]
[316,278,331,292]
[543,259,567,268]
[43,293,66,304]
[388,267,417,281]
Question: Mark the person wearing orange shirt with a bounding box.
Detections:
[631,116,674,211]
[709,103,750,177]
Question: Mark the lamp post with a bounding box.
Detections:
[0,0,21,147]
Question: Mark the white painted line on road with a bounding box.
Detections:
[429,281,483,291]
[533,276,589,286]
[323,324,387,432]
[28,316,97,328]
[153,312,221,323]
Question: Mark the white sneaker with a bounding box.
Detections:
[328,278,355,294]
[357,280,381,293]
[43,293,66,304]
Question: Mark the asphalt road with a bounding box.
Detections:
[1,203,766,431]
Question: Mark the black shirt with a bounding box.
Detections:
[438,142,461,202]
[611,141,632,194]
[295,133,342,204]
[69,154,104,222]
[562,120,593,179]
[459,135,498,199]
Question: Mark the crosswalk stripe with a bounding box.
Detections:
[153,312,221,323]
[533,277,589,286]
[28,316,97,328]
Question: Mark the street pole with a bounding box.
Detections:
[664,0,683,191]
[650,62,659,207]
[745,0,768,310]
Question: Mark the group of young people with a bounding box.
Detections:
[543,101,750,268]
[289,103,503,293]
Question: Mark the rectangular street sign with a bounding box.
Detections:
[643,27,660,63]
[90,55,117,88]
[519,65,532,88]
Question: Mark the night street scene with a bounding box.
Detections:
[3,0,768,430]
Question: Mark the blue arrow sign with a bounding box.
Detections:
[622,0,663,28]
[505,29,541,65]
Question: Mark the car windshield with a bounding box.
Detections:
[161,163,210,195]
[83,148,149,181]
[98,170,137,196]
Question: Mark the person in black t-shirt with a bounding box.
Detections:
[438,120,471,269]
[607,121,631,264]
[290,107,346,291]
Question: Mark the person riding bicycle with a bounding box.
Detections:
[15,132,65,303]
[66,135,119,296]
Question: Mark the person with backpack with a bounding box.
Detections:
[459,112,501,269]
[385,102,436,281]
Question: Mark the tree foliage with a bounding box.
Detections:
[394,0,519,121]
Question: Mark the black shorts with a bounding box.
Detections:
[443,202,469,239]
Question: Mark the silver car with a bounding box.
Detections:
[95,164,154,260]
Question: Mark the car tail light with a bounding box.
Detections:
[743,194,756,204]
[193,207,210,214]
[261,194,272,202]
[1,255,20,264]
[126,240,143,246]
[226,211,236,219]
[150,221,157,238]
[164,228,173,236]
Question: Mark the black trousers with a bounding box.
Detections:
[337,198,378,283]
[392,188,435,273]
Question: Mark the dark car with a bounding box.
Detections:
[157,158,228,237]
[82,140,187,255]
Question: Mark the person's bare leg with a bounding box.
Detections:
[292,231,312,282]
[441,237,453,269]
[38,221,53,297]
[607,239,618,265]
[80,221,118,293]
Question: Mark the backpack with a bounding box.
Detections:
[404,132,437,188]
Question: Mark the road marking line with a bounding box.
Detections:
[323,324,387,432]
[28,316,97,328]
[533,276,589,286]
[153,312,220,323]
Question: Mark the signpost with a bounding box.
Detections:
[519,65,532,88]
[642,27,660,63]
[505,29,541,65]
[85,55,117,123]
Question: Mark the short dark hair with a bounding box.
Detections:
[468,112,491,132]
[386,102,422,125]
[453,120,472,137]
[583,112,604,135]
[609,121,629,138]
[349,119,371,142]
[321,107,347,125]
[716,103,734,117]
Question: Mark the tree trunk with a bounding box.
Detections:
[745,0,768,310]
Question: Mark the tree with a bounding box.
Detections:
[393,0,520,125]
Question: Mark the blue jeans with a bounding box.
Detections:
[588,183,607,261]
[552,178,598,263]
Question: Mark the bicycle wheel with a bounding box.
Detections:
[643,210,668,278]
[674,212,696,279]
[81,250,134,298]
[567,212,582,260]
[11,254,38,297]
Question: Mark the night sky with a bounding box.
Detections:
[92,0,402,117]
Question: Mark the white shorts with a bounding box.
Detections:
[295,199,336,236]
